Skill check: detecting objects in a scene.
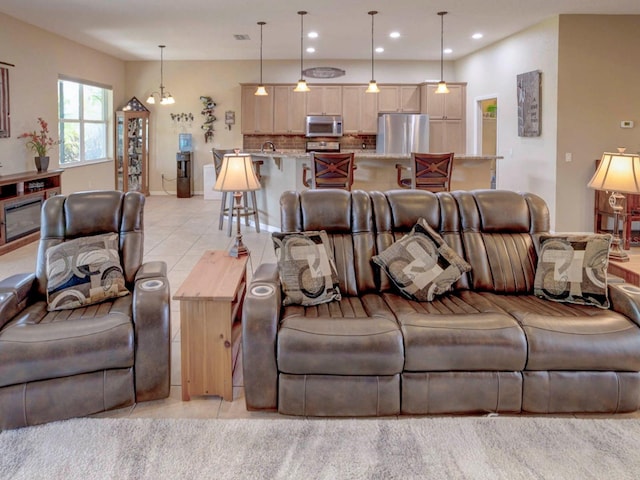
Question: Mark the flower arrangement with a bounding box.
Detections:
[18,117,61,157]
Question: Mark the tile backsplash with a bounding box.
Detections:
[243,134,376,151]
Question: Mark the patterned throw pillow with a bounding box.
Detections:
[46,232,130,311]
[272,231,342,306]
[372,218,471,302]
[534,234,612,308]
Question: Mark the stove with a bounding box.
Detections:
[306,141,340,153]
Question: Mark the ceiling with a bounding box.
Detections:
[2,0,640,62]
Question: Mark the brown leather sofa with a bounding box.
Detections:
[0,191,170,429]
[243,189,640,416]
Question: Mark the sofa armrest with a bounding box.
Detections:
[608,283,640,327]
[0,273,36,330]
[242,262,282,410]
[135,261,168,282]
[132,262,171,402]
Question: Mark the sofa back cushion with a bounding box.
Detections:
[453,190,550,293]
[371,190,468,291]
[36,191,145,297]
[280,189,377,296]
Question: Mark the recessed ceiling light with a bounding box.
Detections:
[472,33,483,40]
[389,32,400,39]
[443,48,453,54]
[375,47,384,53]
[306,47,315,53]
[308,31,318,38]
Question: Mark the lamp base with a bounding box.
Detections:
[228,192,250,258]
[608,237,629,262]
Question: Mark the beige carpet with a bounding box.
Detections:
[1,416,639,479]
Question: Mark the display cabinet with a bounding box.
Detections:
[115,98,150,195]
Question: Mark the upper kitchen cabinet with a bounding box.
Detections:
[305,86,342,115]
[342,86,378,134]
[241,85,274,134]
[377,85,420,113]
[421,83,465,119]
[273,85,306,134]
[421,83,467,154]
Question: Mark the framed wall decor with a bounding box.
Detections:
[0,65,10,138]
[517,70,541,137]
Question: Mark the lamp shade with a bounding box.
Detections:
[214,153,261,192]
[588,152,640,194]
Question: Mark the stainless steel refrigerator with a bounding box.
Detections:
[376,113,430,154]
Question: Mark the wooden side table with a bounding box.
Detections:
[173,250,248,401]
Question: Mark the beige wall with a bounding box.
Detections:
[125,59,451,194]
[0,13,125,193]
[556,15,640,232]
[455,17,560,228]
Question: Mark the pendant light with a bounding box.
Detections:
[365,11,380,93]
[435,11,450,94]
[146,45,175,105]
[293,11,310,92]
[255,21,268,96]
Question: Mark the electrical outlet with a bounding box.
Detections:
[565,152,572,162]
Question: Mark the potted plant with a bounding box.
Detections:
[18,117,61,172]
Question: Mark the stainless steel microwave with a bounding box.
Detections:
[305,115,343,137]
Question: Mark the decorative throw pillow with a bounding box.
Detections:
[534,234,612,308]
[46,232,130,311]
[372,218,471,302]
[272,231,342,306]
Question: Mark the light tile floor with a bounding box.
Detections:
[1,194,279,420]
[2,194,640,420]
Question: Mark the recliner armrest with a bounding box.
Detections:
[242,262,281,410]
[609,282,640,327]
[0,274,36,329]
[132,261,171,402]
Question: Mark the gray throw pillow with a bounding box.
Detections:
[534,233,612,308]
[272,230,342,306]
[46,232,130,311]
[372,218,471,301]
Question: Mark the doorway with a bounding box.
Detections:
[475,96,498,188]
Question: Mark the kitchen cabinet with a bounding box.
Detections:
[421,83,466,153]
[342,86,378,134]
[377,85,420,113]
[273,85,306,134]
[306,85,342,115]
[241,85,274,134]
[115,109,149,195]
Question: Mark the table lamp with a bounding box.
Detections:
[588,149,640,262]
[214,152,261,257]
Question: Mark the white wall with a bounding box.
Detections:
[455,17,560,228]
[0,13,125,193]
[125,58,452,194]
[556,15,640,232]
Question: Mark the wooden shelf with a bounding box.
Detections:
[0,169,63,255]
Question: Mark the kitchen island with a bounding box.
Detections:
[247,150,502,229]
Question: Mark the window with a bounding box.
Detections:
[58,78,113,166]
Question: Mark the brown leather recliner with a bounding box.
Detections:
[0,191,170,430]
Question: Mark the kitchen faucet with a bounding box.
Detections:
[261,141,276,153]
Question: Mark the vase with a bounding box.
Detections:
[35,156,49,172]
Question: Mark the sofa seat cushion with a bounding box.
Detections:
[399,312,527,371]
[519,313,640,371]
[484,293,640,371]
[0,298,134,387]
[278,294,403,375]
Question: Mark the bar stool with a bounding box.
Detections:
[212,149,262,236]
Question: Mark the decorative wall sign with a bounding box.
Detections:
[0,66,10,138]
[517,70,541,137]
[303,67,346,79]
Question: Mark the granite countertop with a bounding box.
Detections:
[246,149,503,161]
